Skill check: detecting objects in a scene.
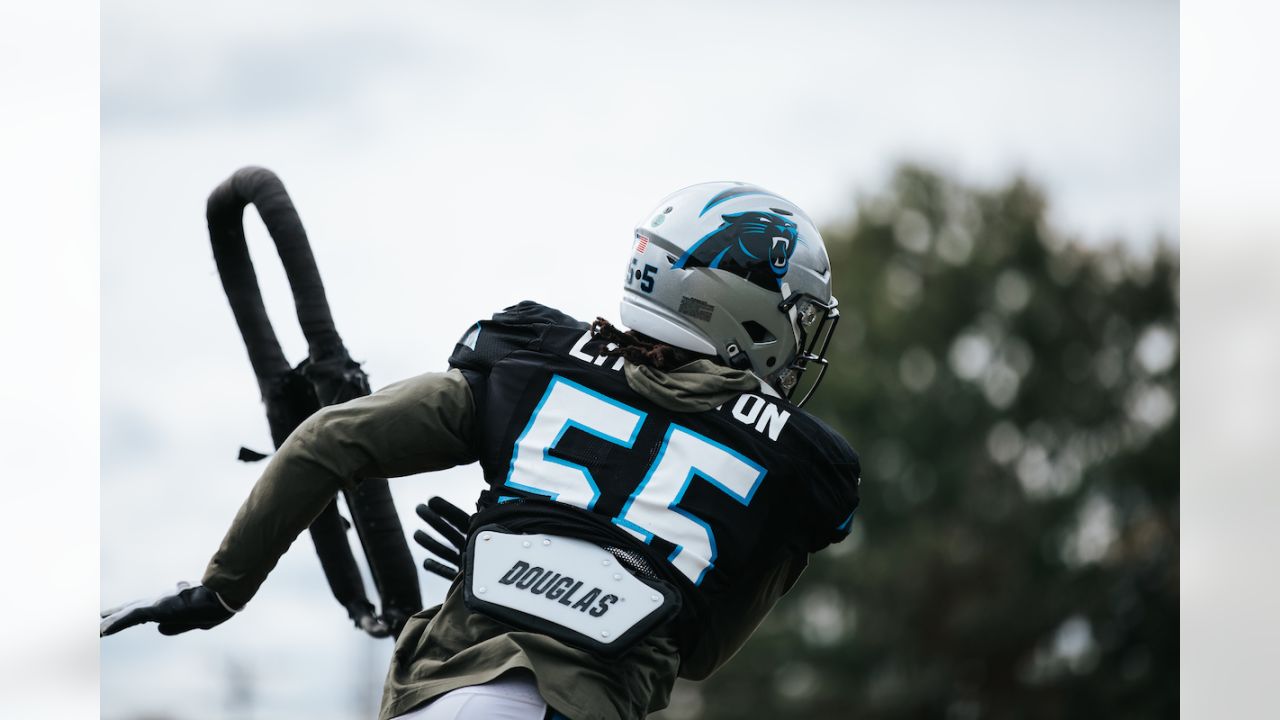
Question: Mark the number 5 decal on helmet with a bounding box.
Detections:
[627,257,659,294]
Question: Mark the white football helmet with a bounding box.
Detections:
[620,182,839,406]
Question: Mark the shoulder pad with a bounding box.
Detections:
[798,411,860,468]
[448,301,587,375]
[787,411,861,551]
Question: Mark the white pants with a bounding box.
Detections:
[393,670,550,720]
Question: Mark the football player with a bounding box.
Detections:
[101,182,861,720]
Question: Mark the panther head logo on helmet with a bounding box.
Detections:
[672,212,801,291]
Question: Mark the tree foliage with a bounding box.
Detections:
[656,165,1178,720]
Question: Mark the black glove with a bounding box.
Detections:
[100,581,237,637]
[344,599,393,638]
[413,497,472,580]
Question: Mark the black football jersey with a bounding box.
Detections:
[448,301,860,675]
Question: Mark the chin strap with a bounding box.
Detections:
[756,374,783,398]
[768,280,803,398]
[780,280,803,349]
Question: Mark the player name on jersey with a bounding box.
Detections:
[568,327,792,442]
[727,393,791,441]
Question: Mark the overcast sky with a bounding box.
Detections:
[100,2,1176,718]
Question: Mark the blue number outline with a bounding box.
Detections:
[504,375,647,510]
[613,423,767,585]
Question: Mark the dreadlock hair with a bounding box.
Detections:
[590,317,714,372]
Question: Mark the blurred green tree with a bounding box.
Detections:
[654,165,1178,720]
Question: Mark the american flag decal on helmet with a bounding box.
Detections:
[634,234,649,253]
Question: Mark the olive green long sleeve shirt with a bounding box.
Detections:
[201,369,476,609]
